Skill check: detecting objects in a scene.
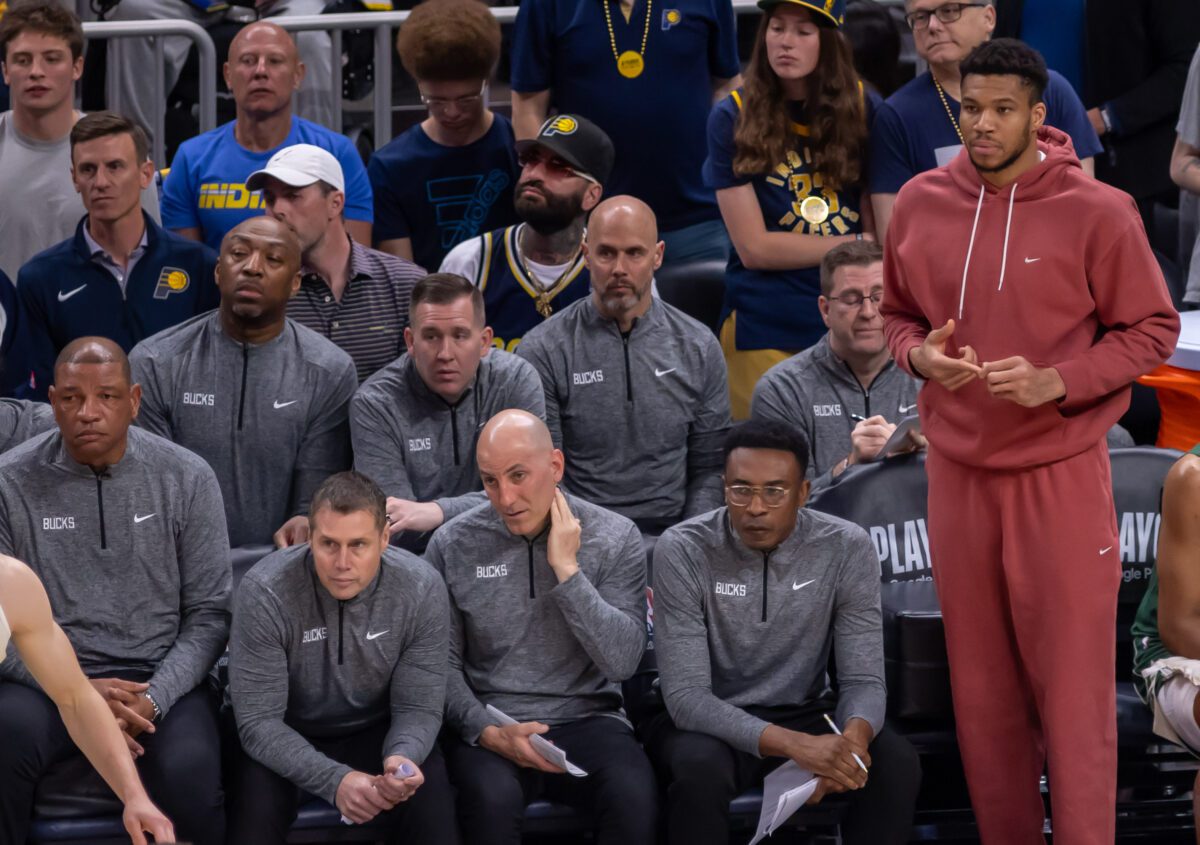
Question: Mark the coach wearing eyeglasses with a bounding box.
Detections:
[868,0,1100,243]
[645,419,920,845]
[751,241,921,491]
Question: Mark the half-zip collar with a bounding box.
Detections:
[306,550,386,666]
[584,294,662,404]
[723,508,811,624]
[522,522,552,599]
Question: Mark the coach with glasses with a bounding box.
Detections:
[645,418,920,845]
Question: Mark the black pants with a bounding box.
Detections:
[643,700,921,845]
[0,680,224,845]
[227,721,459,845]
[444,714,657,845]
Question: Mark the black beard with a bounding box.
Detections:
[971,120,1034,175]
[514,182,584,235]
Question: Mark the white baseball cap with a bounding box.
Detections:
[246,143,345,193]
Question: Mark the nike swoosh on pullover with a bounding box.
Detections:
[516,296,730,528]
[229,544,449,804]
[0,427,231,716]
[424,492,646,742]
[130,311,358,546]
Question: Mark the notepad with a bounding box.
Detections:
[485,704,588,777]
[748,761,819,845]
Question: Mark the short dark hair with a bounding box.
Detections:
[396,0,501,82]
[723,420,810,478]
[410,273,486,326]
[309,471,388,533]
[0,1,84,63]
[960,38,1049,105]
[819,239,884,296]
[70,111,151,167]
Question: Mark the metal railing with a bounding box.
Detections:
[82,0,904,160]
[81,19,218,168]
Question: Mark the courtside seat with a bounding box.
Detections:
[654,258,726,335]
[230,543,277,590]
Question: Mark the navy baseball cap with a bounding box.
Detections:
[757,0,846,28]
[515,114,615,186]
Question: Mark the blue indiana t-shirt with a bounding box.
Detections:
[162,117,374,251]
[511,0,740,233]
[869,69,1102,195]
[704,91,873,352]
[368,114,520,273]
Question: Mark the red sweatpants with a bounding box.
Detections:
[926,443,1120,845]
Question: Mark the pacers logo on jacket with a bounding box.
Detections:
[154,267,191,300]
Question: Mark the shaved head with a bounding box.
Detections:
[55,336,130,384]
[228,21,299,64]
[585,195,662,327]
[222,216,302,272]
[478,409,554,456]
[586,195,659,244]
[476,410,563,537]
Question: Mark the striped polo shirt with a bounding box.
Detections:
[288,239,425,383]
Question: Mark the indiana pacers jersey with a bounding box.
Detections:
[473,225,591,353]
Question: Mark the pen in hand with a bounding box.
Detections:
[823,713,869,774]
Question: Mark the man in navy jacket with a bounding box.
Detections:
[13,112,217,399]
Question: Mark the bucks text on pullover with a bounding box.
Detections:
[516,297,730,526]
[351,350,545,523]
[0,428,231,716]
[229,544,449,805]
[130,312,358,546]
[751,333,920,489]
[424,493,646,742]
[654,507,885,755]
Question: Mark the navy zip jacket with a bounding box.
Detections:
[14,213,218,399]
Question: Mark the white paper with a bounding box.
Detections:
[748,761,819,845]
[485,704,588,777]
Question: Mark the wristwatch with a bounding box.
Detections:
[143,691,162,722]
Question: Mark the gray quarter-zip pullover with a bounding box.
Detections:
[516,297,730,529]
[654,507,885,755]
[0,428,231,716]
[229,544,449,804]
[424,493,646,742]
[751,334,920,489]
[351,350,545,526]
[130,312,358,546]
[0,398,54,453]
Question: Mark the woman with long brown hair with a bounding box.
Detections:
[704,0,876,417]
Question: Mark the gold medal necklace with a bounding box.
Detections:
[932,76,964,143]
[604,0,652,79]
[518,225,583,318]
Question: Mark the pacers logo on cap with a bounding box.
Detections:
[153,267,190,300]
[662,8,681,29]
[542,116,578,137]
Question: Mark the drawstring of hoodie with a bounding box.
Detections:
[957,183,1018,319]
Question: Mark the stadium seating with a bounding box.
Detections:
[655,258,727,336]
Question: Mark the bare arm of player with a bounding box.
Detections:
[376,238,415,262]
[1,557,175,845]
[1170,136,1200,195]
[1157,454,1200,659]
[716,183,866,271]
[512,90,551,141]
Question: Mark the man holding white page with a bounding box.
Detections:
[646,419,920,845]
[425,409,657,845]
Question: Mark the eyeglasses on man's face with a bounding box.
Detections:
[905,1,987,31]
[419,82,487,112]
[826,289,884,309]
[725,484,793,508]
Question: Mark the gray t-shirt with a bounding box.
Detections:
[1179,46,1200,303]
[0,111,161,281]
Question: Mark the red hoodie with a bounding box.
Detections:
[882,126,1179,470]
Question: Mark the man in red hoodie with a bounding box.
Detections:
[882,39,1179,845]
